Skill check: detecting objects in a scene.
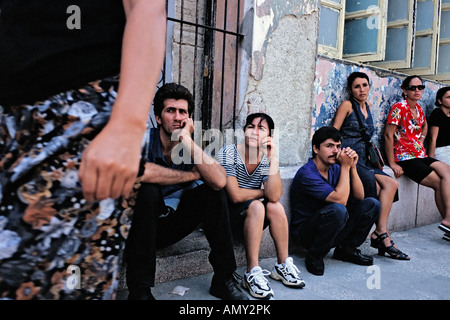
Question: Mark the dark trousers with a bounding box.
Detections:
[292,198,380,257]
[124,183,237,288]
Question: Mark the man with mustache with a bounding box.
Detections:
[290,126,380,276]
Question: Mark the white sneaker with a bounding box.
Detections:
[270,257,306,288]
[241,266,274,299]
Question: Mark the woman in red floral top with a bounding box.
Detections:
[385,75,450,240]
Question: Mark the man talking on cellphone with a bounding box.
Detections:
[124,83,248,300]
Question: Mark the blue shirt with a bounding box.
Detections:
[290,158,341,227]
[147,127,202,209]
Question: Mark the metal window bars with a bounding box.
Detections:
[156,0,244,132]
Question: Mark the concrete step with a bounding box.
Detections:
[118,228,277,290]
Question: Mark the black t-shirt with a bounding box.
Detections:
[428,107,450,148]
[0,0,126,106]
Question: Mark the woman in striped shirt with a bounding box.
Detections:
[217,113,304,299]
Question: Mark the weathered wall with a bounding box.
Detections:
[238,0,320,166]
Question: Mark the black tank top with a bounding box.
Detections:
[0,0,126,106]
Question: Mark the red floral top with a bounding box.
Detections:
[386,100,427,161]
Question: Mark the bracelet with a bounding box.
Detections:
[420,134,426,139]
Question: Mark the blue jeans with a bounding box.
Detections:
[291,198,380,257]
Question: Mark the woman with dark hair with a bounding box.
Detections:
[217,113,305,299]
[428,86,450,165]
[385,76,450,240]
[333,72,407,260]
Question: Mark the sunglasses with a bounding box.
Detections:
[406,85,425,91]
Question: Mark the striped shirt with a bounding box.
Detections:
[217,144,270,189]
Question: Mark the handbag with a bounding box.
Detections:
[367,142,384,169]
[350,99,385,169]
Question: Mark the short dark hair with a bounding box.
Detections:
[311,126,342,158]
[153,83,195,118]
[401,75,423,99]
[347,71,370,97]
[435,86,450,107]
[243,112,275,136]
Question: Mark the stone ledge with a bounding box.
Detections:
[118,165,441,289]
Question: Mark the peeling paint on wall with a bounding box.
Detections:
[252,7,274,57]
[251,0,319,80]
[245,10,319,166]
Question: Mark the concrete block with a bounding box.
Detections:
[416,184,441,227]
[279,166,300,224]
[119,223,278,288]
[383,166,441,230]
[383,167,418,231]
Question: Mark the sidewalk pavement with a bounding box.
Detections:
[116,222,449,301]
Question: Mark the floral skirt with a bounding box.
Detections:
[0,76,142,300]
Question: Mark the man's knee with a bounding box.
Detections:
[133,183,163,217]
[137,183,161,200]
[190,185,229,220]
[324,203,348,224]
[198,183,226,199]
[356,197,380,221]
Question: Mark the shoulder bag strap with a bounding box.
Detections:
[350,98,370,144]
